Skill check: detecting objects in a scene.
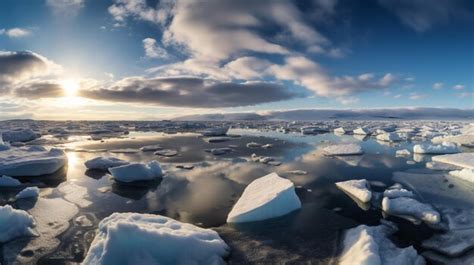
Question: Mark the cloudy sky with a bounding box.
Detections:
[0,0,472,120]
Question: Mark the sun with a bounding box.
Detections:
[61,78,80,96]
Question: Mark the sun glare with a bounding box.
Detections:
[61,79,80,96]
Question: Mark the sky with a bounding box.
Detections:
[0,0,473,120]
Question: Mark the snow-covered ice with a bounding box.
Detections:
[83,212,229,265]
[201,127,229,137]
[395,149,411,157]
[85,156,129,171]
[323,143,364,156]
[0,205,36,243]
[449,169,474,184]
[383,188,414,199]
[353,127,371,135]
[15,187,40,200]
[413,142,460,154]
[339,222,425,265]
[382,197,440,224]
[432,153,474,169]
[335,179,372,203]
[334,127,347,134]
[0,147,67,176]
[2,129,38,143]
[227,172,301,223]
[0,175,21,187]
[109,160,163,182]
[376,133,401,142]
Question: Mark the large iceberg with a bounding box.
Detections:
[335,179,372,203]
[0,147,67,176]
[382,197,440,224]
[323,143,364,156]
[339,223,425,265]
[85,156,129,171]
[432,153,474,169]
[83,212,229,265]
[227,172,301,223]
[0,205,36,243]
[413,142,460,154]
[2,129,39,143]
[109,160,163,183]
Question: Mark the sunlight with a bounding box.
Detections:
[61,78,80,96]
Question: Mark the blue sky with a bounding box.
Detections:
[0,0,472,120]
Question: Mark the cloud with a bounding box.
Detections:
[108,0,171,26]
[378,0,471,32]
[453,84,465,90]
[78,76,300,108]
[12,80,65,99]
[46,0,85,17]
[0,28,32,38]
[409,92,426,100]
[432,82,443,90]
[142,38,168,59]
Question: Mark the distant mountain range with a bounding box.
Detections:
[175,108,474,121]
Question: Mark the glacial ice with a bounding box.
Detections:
[335,179,372,203]
[323,143,364,156]
[0,205,36,243]
[413,142,460,154]
[85,156,129,171]
[83,212,229,265]
[0,147,67,176]
[109,160,163,182]
[382,197,440,224]
[227,172,301,223]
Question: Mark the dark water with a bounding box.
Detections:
[1,129,472,264]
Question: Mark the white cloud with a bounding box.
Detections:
[432,82,443,90]
[47,0,85,17]
[0,28,31,38]
[142,38,168,59]
[453,84,465,90]
[409,92,426,100]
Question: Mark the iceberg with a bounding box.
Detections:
[227,172,301,223]
[449,168,474,184]
[432,153,474,169]
[0,175,22,187]
[353,127,371,135]
[85,157,129,171]
[382,197,440,224]
[109,160,163,183]
[15,187,40,200]
[376,133,401,142]
[0,147,67,176]
[323,143,364,156]
[334,127,347,134]
[83,212,229,265]
[0,205,36,243]
[339,223,425,265]
[2,129,39,143]
[413,142,460,154]
[335,179,372,203]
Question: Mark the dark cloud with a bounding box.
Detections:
[79,77,300,108]
[13,80,64,99]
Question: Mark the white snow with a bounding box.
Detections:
[2,129,38,143]
[339,223,425,265]
[83,212,229,265]
[432,153,474,169]
[227,172,301,223]
[109,160,163,183]
[85,157,129,171]
[382,197,440,224]
[0,175,21,187]
[0,147,67,176]
[323,143,364,156]
[449,168,474,184]
[413,142,460,154]
[0,205,36,243]
[353,127,371,135]
[383,188,414,199]
[336,179,372,203]
[15,187,40,200]
[395,149,411,157]
[376,133,401,142]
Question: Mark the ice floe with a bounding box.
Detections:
[395,149,411,157]
[154,149,178,157]
[383,188,414,199]
[0,175,22,187]
[382,197,440,224]
[449,169,474,184]
[2,129,39,143]
[353,127,371,135]
[335,179,372,203]
[0,205,36,243]
[376,132,401,142]
[413,142,460,154]
[0,147,67,176]
[85,156,129,171]
[425,161,460,171]
[201,127,229,136]
[432,153,474,169]
[323,143,364,156]
[206,136,231,143]
[15,187,40,200]
[227,172,301,223]
[339,222,425,265]
[139,144,163,152]
[83,212,229,265]
[109,160,163,183]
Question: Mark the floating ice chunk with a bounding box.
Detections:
[83,212,229,265]
[383,188,414,199]
[382,197,440,224]
[227,172,301,223]
[85,157,129,171]
[376,132,401,142]
[353,127,371,135]
[246,142,262,148]
[449,169,474,184]
[425,161,460,171]
[109,161,163,183]
[201,127,229,136]
[2,129,38,143]
[432,153,474,169]
[262,144,273,149]
[339,223,425,265]
[334,127,347,134]
[413,142,460,154]
[15,187,40,200]
[206,137,230,143]
[140,144,163,152]
[0,205,36,243]
[396,149,411,157]
[0,147,67,176]
[432,134,474,147]
[0,175,21,187]
[335,179,372,203]
[324,143,364,156]
[301,126,329,135]
[154,149,178,157]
